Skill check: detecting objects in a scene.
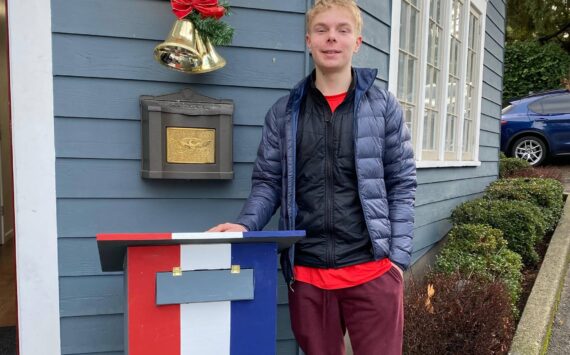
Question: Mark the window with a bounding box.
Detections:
[389,0,488,167]
[529,93,570,115]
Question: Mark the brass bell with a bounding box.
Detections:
[154,19,226,74]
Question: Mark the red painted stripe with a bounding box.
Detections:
[127,245,180,355]
[96,233,172,241]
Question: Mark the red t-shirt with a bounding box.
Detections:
[293,92,392,290]
[325,92,347,113]
[294,259,392,290]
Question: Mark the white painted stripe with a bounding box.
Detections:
[180,244,232,355]
[180,244,232,270]
[181,301,231,355]
[173,232,243,240]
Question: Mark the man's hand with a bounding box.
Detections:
[391,262,404,279]
[207,223,247,232]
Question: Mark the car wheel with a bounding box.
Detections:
[511,136,547,166]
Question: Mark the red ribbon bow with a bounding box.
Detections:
[171,0,226,20]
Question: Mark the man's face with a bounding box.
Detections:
[306,6,362,74]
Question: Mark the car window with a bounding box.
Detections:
[529,93,570,115]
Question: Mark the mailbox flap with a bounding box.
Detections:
[156,269,254,305]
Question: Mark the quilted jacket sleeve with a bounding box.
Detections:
[383,91,417,270]
[235,102,283,231]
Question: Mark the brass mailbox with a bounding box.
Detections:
[140,89,234,179]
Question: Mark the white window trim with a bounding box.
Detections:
[7,0,61,353]
[389,0,488,168]
[417,160,482,168]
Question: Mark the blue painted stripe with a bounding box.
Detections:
[230,243,278,355]
[243,230,305,238]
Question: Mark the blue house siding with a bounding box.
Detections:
[52,0,505,354]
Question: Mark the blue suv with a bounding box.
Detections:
[501,89,570,165]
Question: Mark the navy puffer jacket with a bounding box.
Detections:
[236,67,416,282]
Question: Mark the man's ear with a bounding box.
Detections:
[306,33,312,52]
[354,35,363,53]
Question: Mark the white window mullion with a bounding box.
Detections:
[455,0,470,160]
[437,0,452,161]
[414,0,431,160]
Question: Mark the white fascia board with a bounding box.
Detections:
[7,0,61,354]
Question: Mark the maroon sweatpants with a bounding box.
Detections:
[288,265,404,355]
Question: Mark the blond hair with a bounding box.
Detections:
[306,0,363,35]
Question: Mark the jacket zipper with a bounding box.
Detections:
[325,108,336,268]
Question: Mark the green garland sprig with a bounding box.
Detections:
[186,4,234,46]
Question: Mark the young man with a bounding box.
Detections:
[209,1,416,353]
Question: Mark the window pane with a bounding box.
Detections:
[446,115,456,151]
[397,54,406,99]
[539,94,570,114]
[434,25,441,67]
[407,57,416,103]
[400,4,408,49]
[409,8,418,53]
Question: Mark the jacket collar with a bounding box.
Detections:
[286,67,378,115]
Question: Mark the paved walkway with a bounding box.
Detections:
[546,157,570,355]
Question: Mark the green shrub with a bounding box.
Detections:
[451,198,546,265]
[504,41,570,104]
[499,156,530,178]
[486,178,564,232]
[435,224,523,307]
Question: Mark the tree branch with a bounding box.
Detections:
[539,21,570,43]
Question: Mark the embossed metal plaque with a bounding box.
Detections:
[140,89,233,179]
[166,127,215,164]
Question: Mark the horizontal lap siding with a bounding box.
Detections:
[356,0,391,86]
[412,0,505,262]
[53,0,307,353]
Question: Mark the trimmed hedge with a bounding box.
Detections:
[451,198,546,265]
[486,178,564,232]
[435,224,523,307]
[499,157,530,178]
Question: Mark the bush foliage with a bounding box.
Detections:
[486,178,564,232]
[404,272,515,355]
[435,224,523,307]
[503,41,570,103]
[451,198,546,265]
[499,156,530,178]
